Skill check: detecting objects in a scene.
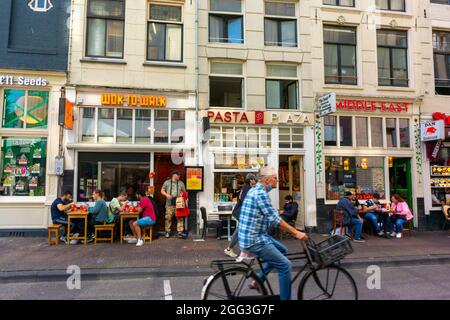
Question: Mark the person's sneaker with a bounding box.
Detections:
[377,231,385,237]
[127,238,138,244]
[59,236,68,244]
[353,239,366,243]
[87,234,95,243]
[236,251,255,263]
[396,233,402,239]
[224,248,238,258]
[390,232,397,237]
[70,239,79,245]
[165,232,170,238]
[136,239,144,247]
[177,232,184,239]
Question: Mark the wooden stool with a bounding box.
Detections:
[48,224,62,245]
[94,224,115,244]
[142,225,153,243]
[402,220,413,237]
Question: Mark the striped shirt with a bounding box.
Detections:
[238,183,282,249]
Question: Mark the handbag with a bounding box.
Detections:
[176,196,185,209]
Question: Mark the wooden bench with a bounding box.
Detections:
[142,225,153,243]
[48,224,62,245]
[94,224,115,244]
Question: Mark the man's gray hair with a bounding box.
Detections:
[258,167,277,179]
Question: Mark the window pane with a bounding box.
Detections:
[211,62,243,75]
[376,0,389,10]
[377,30,407,48]
[155,110,169,143]
[149,5,182,22]
[228,17,243,44]
[87,18,106,56]
[378,47,391,86]
[399,119,410,148]
[209,126,221,147]
[356,117,368,147]
[267,64,297,77]
[135,110,151,144]
[340,45,357,84]
[2,89,26,128]
[392,48,408,87]
[223,127,234,148]
[26,91,48,129]
[324,26,356,45]
[281,20,297,47]
[106,20,124,58]
[81,108,95,142]
[434,54,448,80]
[116,109,133,143]
[210,77,242,108]
[88,0,124,17]
[386,118,397,147]
[171,111,185,144]
[324,43,338,83]
[0,137,47,196]
[209,15,225,42]
[210,0,242,13]
[340,116,352,146]
[287,81,297,109]
[433,31,450,53]
[166,24,182,61]
[148,23,166,60]
[266,80,281,109]
[98,108,114,143]
[264,19,278,46]
[324,115,337,146]
[391,0,405,11]
[265,2,295,16]
[248,128,258,148]
[371,117,383,147]
[236,127,246,148]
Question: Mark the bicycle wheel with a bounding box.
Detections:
[201,267,268,300]
[298,265,358,300]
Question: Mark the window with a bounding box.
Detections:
[171,110,185,144]
[377,29,408,87]
[356,117,368,147]
[376,0,405,11]
[266,64,298,109]
[339,116,352,147]
[2,90,48,129]
[399,119,410,148]
[323,25,357,85]
[86,0,125,58]
[325,156,386,201]
[386,118,397,148]
[135,109,151,144]
[147,4,183,62]
[279,127,304,149]
[98,108,114,143]
[116,109,133,143]
[209,0,243,44]
[431,0,450,4]
[209,126,271,149]
[433,30,450,95]
[210,61,243,108]
[323,0,354,7]
[154,110,169,144]
[264,2,297,47]
[0,137,47,196]
[371,117,383,147]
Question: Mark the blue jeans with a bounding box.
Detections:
[364,212,381,234]
[246,237,292,300]
[385,216,406,233]
[348,217,363,240]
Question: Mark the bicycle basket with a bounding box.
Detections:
[306,235,353,267]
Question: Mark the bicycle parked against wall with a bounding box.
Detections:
[201,234,358,300]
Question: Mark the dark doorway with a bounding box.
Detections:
[389,158,412,207]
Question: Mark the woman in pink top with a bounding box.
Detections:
[388,194,413,239]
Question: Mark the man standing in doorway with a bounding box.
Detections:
[161,170,186,238]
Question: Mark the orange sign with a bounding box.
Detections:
[186,167,204,192]
[101,93,166,107]
[64,100,73,129]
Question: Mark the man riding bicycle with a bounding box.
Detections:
[238,167,308,300]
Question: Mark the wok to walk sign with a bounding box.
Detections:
[421,120,445,142]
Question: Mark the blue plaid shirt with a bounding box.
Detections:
[238,183,282,249]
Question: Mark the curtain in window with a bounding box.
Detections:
[392,48,408,86]
[106,20,124,58]
[87,19,106,56]
[265,19,278,46]
[324,44,338,83]
[166,24,182,61]
[377,47,391,86]
[266,80,281,109]
[281,20,296,47]
[209,15,224,42]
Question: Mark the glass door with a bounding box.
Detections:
[289,156,304,228]
[389,158,412,208]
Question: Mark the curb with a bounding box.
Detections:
[2,254,450,283]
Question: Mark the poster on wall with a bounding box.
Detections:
[185,166,204,192]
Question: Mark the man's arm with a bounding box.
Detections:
[160,182,171,199]
[57,203,72,213]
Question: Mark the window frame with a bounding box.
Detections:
[265,64,299,110]
[433,30,450,92]
[264,1,298,47]
[85,0,126,59]
[376,0,406,12]
[377,29,409,87]
[146,2,184,62]
[323,0,355,7]
[208,0,244,44]
[209,61,244,108]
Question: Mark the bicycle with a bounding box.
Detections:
[201,235,358,300]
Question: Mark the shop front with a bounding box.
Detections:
[65,88,196,233]
[0,71,65,231]
[200,109,316,230]
[316,96,422,233]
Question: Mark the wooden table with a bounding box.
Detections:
[210,210,233,241]
[67,211,88,245]
[120,212,139,244]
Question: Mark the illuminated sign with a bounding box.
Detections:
[206,110,311,125]
[336,99,410,113]
[101,94,167,107]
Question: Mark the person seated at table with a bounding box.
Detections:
[278,195,298,224]
[108,191,129,223]
[336,191,365,243]
[129,189,156,247]
[361,193,385,237]
[387,194,413,239]
[50,190,78,244]
[87,190,109,243]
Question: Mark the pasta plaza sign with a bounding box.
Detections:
[206,110,312,125]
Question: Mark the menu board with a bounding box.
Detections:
[431,166,450,176]
[185,166,204,192]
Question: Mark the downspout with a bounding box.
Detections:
[195,0,200,166]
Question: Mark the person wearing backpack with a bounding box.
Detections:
[224,173,257,258]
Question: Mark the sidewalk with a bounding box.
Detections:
[0,231,449,281]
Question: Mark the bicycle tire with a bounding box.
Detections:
[297,264,358,300]
[201,266,268,300]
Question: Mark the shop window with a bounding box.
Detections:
[371,117,384,147]
[324,115,337,146]
[339,116,352,147]
[209,0,243,44]
[86,0,125,59]
[171,110,185,144]
[377,29,408,87]
[147,3,183,62]
[356,117,368,147]
[2,90,48,129]
[386,118,398,148]
[81,108,96,142]
[323,0,354,6]
[266,64,298,110]
[279,127,304,149]
[154,110,169,144]
[210,61,243,108]
[325,156,386,201]
[135,109,152,144]
[264,2,297,47]
[323,25,357,85]
[117,109,133,143]
[214,153,268,170]
[430,145,450,207]
[0,137,47,196]
[98,108,114,143]
[399,119,410,148]
[376,0,405,11]
[209,126,271,149]
[433,30,450,95]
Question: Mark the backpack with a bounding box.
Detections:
[148,195,159,216]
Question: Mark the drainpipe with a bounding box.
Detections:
[194,0,200,166]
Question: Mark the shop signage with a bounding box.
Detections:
[432,112,450,125]
[0,75,48,87]
[58,98,73,130]
[336,99,410,113]
[421,120,445,142]
[426,140,442,161]
[28,0,53,13]
[207,111,250,123]
[185,166,204,192]
[319,93,336,117]
[206,110,311,125]
[101,93,166,107]
[431,166,450,177]
[269,112,311,125]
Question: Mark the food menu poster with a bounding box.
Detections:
[431,166,450,176]
[185,166,204,192]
